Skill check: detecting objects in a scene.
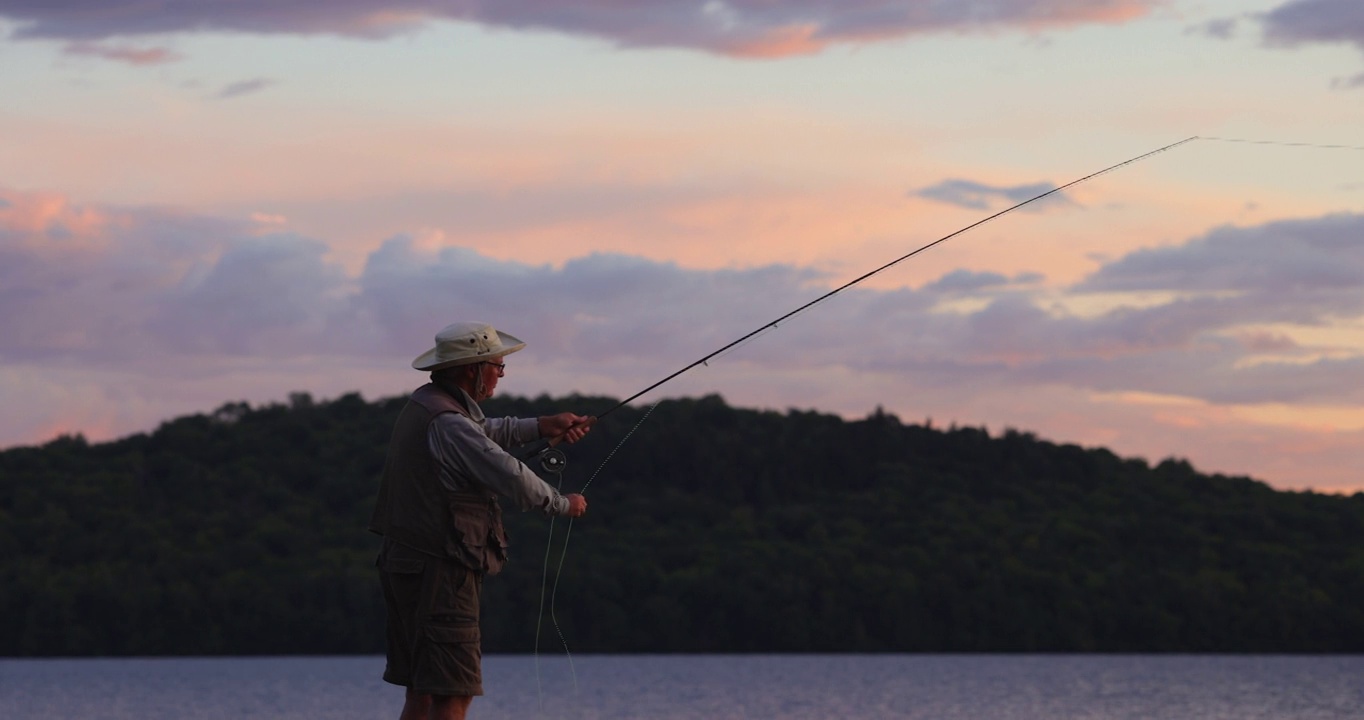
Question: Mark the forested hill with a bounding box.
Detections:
[2,391,1361,657]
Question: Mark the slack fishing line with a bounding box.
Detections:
[528,134,1362,700]
[532,399,660,709]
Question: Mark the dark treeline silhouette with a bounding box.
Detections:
[1,391,1361,656]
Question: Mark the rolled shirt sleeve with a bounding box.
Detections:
[428,412,570,516]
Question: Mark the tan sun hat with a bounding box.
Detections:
[412,321,527,371]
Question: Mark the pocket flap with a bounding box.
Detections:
[425,624,480,644]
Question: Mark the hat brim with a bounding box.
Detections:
[411,330,526,371]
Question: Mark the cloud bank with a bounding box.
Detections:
[0,0,1159,58]
[2,187,1361,489]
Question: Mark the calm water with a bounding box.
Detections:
[2,654,1362,719]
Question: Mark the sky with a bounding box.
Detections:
[1,0,1362,492]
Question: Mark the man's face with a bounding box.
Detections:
[476,356,505,400]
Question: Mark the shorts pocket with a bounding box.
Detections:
[379,540,429,574]
[425,623,480,645]
[422,623,484,696]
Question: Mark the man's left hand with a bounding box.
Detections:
[539,413,595,443]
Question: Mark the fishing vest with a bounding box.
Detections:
[368,383,510,575]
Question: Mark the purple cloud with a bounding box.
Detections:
[1189,18,1238,40]
[3,188,1363,488]
[1331,72,1364,89]
[1082,214,1364,302]
[1263,0,1364,50]
[924,269,1043,293]
[1,187,1361,455]
[216,78,275,99]
[0,0,1160,58]
[3,186,1360,402]
[915,178,1069,211]
[1261,0,1364,84]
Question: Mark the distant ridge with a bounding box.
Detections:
[1,391,1360,656]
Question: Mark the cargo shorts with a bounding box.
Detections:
[378,539,484,696]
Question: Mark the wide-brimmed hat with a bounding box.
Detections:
[412,322,526,371]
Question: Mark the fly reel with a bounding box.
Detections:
[537,447,568,475]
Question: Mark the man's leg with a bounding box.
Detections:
[398,688,429,720]
[429,694,473,720]
[399,689,472,720]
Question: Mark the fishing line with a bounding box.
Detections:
[1196,137,1364,151]
[527,137,1196,698]
[530,137,1196,683]
[533,400,660,707]
[528,133,1360,697]
[532,471,566,710]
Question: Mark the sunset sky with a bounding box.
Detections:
[1,0,1361,492]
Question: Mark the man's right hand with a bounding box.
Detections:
[564,493,587,518]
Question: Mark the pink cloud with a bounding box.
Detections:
[721,23,828,59]
[0,187,125,250]
[62,40,179,65]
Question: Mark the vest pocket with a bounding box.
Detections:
[447,499,507,575]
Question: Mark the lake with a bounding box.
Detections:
[2,654,1361,719]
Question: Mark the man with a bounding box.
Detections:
[369,321,592,720]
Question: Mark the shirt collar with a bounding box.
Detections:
[430,375,486,422]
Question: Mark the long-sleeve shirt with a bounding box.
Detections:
[427,387,570,516]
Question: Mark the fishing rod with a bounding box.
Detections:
[525,133,1364,472]
[523,135,1201,471]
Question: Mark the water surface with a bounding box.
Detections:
[2,654,1361,719]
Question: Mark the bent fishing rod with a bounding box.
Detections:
[524,133,1363,472]
[522,135,1197,470]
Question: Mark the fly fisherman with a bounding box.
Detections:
[369,321,591,720]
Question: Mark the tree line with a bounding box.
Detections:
[1,390,1361,656]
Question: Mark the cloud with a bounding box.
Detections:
[1331,72,1364,89]
[0,1,1160,58]
[1082,213,1364,301]
[924,269,1044,293]
[1259,0,1364,84]
[1189,18,1238,40]
[216,78,275,99]
[914,178,1068,211]
[61,40,179,64]
[2,188,1362,489]
[1262,0,1364,50]
[0,188,246,364]
[4,187,1359,402]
